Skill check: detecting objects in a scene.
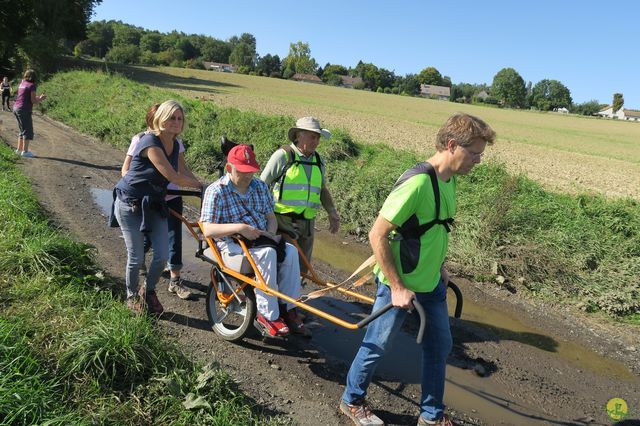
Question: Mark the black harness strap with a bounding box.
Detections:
[393,162,454,240]
[275,145,322,202]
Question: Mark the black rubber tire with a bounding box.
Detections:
[205,271,256,341]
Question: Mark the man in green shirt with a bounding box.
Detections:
[260,116,340,273]
[340,113,496,426]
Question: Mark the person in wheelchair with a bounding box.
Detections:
[200,144,310,337]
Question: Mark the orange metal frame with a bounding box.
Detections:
[167,209,376,330]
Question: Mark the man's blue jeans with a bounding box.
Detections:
[114,198,169,298]
[342,278,452,421]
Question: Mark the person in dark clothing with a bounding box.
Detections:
[1,77,11,111]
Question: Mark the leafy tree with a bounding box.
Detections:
[156,48,183,66]
[229,33,256,51]
[320,63,348,85]
[282,41,318,75]
[159,31,182,51]
[112,24,141,47]
[105,44,140,64]
[139,50,158,65]
[377,67,395,91]
[571,100,601,116]
[1,0,102,71]
[491,67,527,108]
[394,74,420,96]
[73,39,96,57]
[282,66,295,80]
[176,38,198,60]
[140,33,162,53]
[353,61,382,90]
[450,82,475,103]
[85,20,114,57]
[441,75,452,88]
[256,54,281,77]
[200,39,231,63]
[612,93,624,112]
[530,79,572,111]
[228,42,256,70]
[418,66,443,85]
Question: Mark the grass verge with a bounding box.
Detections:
[39,70,640,323]
[0,143,286,424]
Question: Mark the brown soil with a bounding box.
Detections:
[1,111,639,426]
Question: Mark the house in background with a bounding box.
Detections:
[291,73,323,84]
[596,106,640,121]
[340,75,363,89]
[475,90,490,101]
[203,62,236,72]
[625,109,640,121]
[554,107,569,114]
[420,84,450,100]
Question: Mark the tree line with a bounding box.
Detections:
[1,12,617,116]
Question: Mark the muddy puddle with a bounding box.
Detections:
[90,187,636,425]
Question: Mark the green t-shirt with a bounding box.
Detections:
[373,173,457,293]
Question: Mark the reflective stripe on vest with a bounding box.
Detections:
[273,149,323,219]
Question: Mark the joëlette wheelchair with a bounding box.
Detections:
[167,187,463,343]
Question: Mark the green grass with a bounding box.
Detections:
[0,144,287,425]
[38,70,640,323]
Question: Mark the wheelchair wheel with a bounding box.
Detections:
[206,270,256,341]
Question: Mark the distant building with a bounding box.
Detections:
[623,109,640,121]
[291,73,323,84]
[554,107,569,114]
[203,62,236,73]
[419,84,450,100]
[596,106,640,121]
[475,90,490,100]
[340,75,363,89]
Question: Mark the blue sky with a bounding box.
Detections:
[92,1,640,108]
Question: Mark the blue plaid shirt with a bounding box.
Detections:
[200,174,274,232]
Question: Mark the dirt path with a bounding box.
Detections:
[1,111,639,425]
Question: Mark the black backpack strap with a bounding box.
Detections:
[394,162,454,239]
[274,145,296,201]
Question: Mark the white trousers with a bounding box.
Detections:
[219,241,301,320]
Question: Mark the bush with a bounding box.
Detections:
[105,44,140,64]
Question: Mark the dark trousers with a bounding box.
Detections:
[2,92,10,109]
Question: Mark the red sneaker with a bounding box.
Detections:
[285,309,312,337]
[256,314,290,337]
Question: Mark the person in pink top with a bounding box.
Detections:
[13,69,47,158]
[121,103,201,301]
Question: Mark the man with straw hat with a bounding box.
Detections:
[261,116,340,273]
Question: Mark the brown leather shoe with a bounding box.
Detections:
[139,287,164,315]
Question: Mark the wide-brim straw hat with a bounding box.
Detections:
[288,116,331,142]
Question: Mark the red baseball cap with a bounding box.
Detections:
[227,144,260,172]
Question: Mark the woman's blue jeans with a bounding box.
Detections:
[143,197,183,272]
[341,278,453,421]
[114,198,169,298]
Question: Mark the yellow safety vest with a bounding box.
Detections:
[273,148,323,219]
